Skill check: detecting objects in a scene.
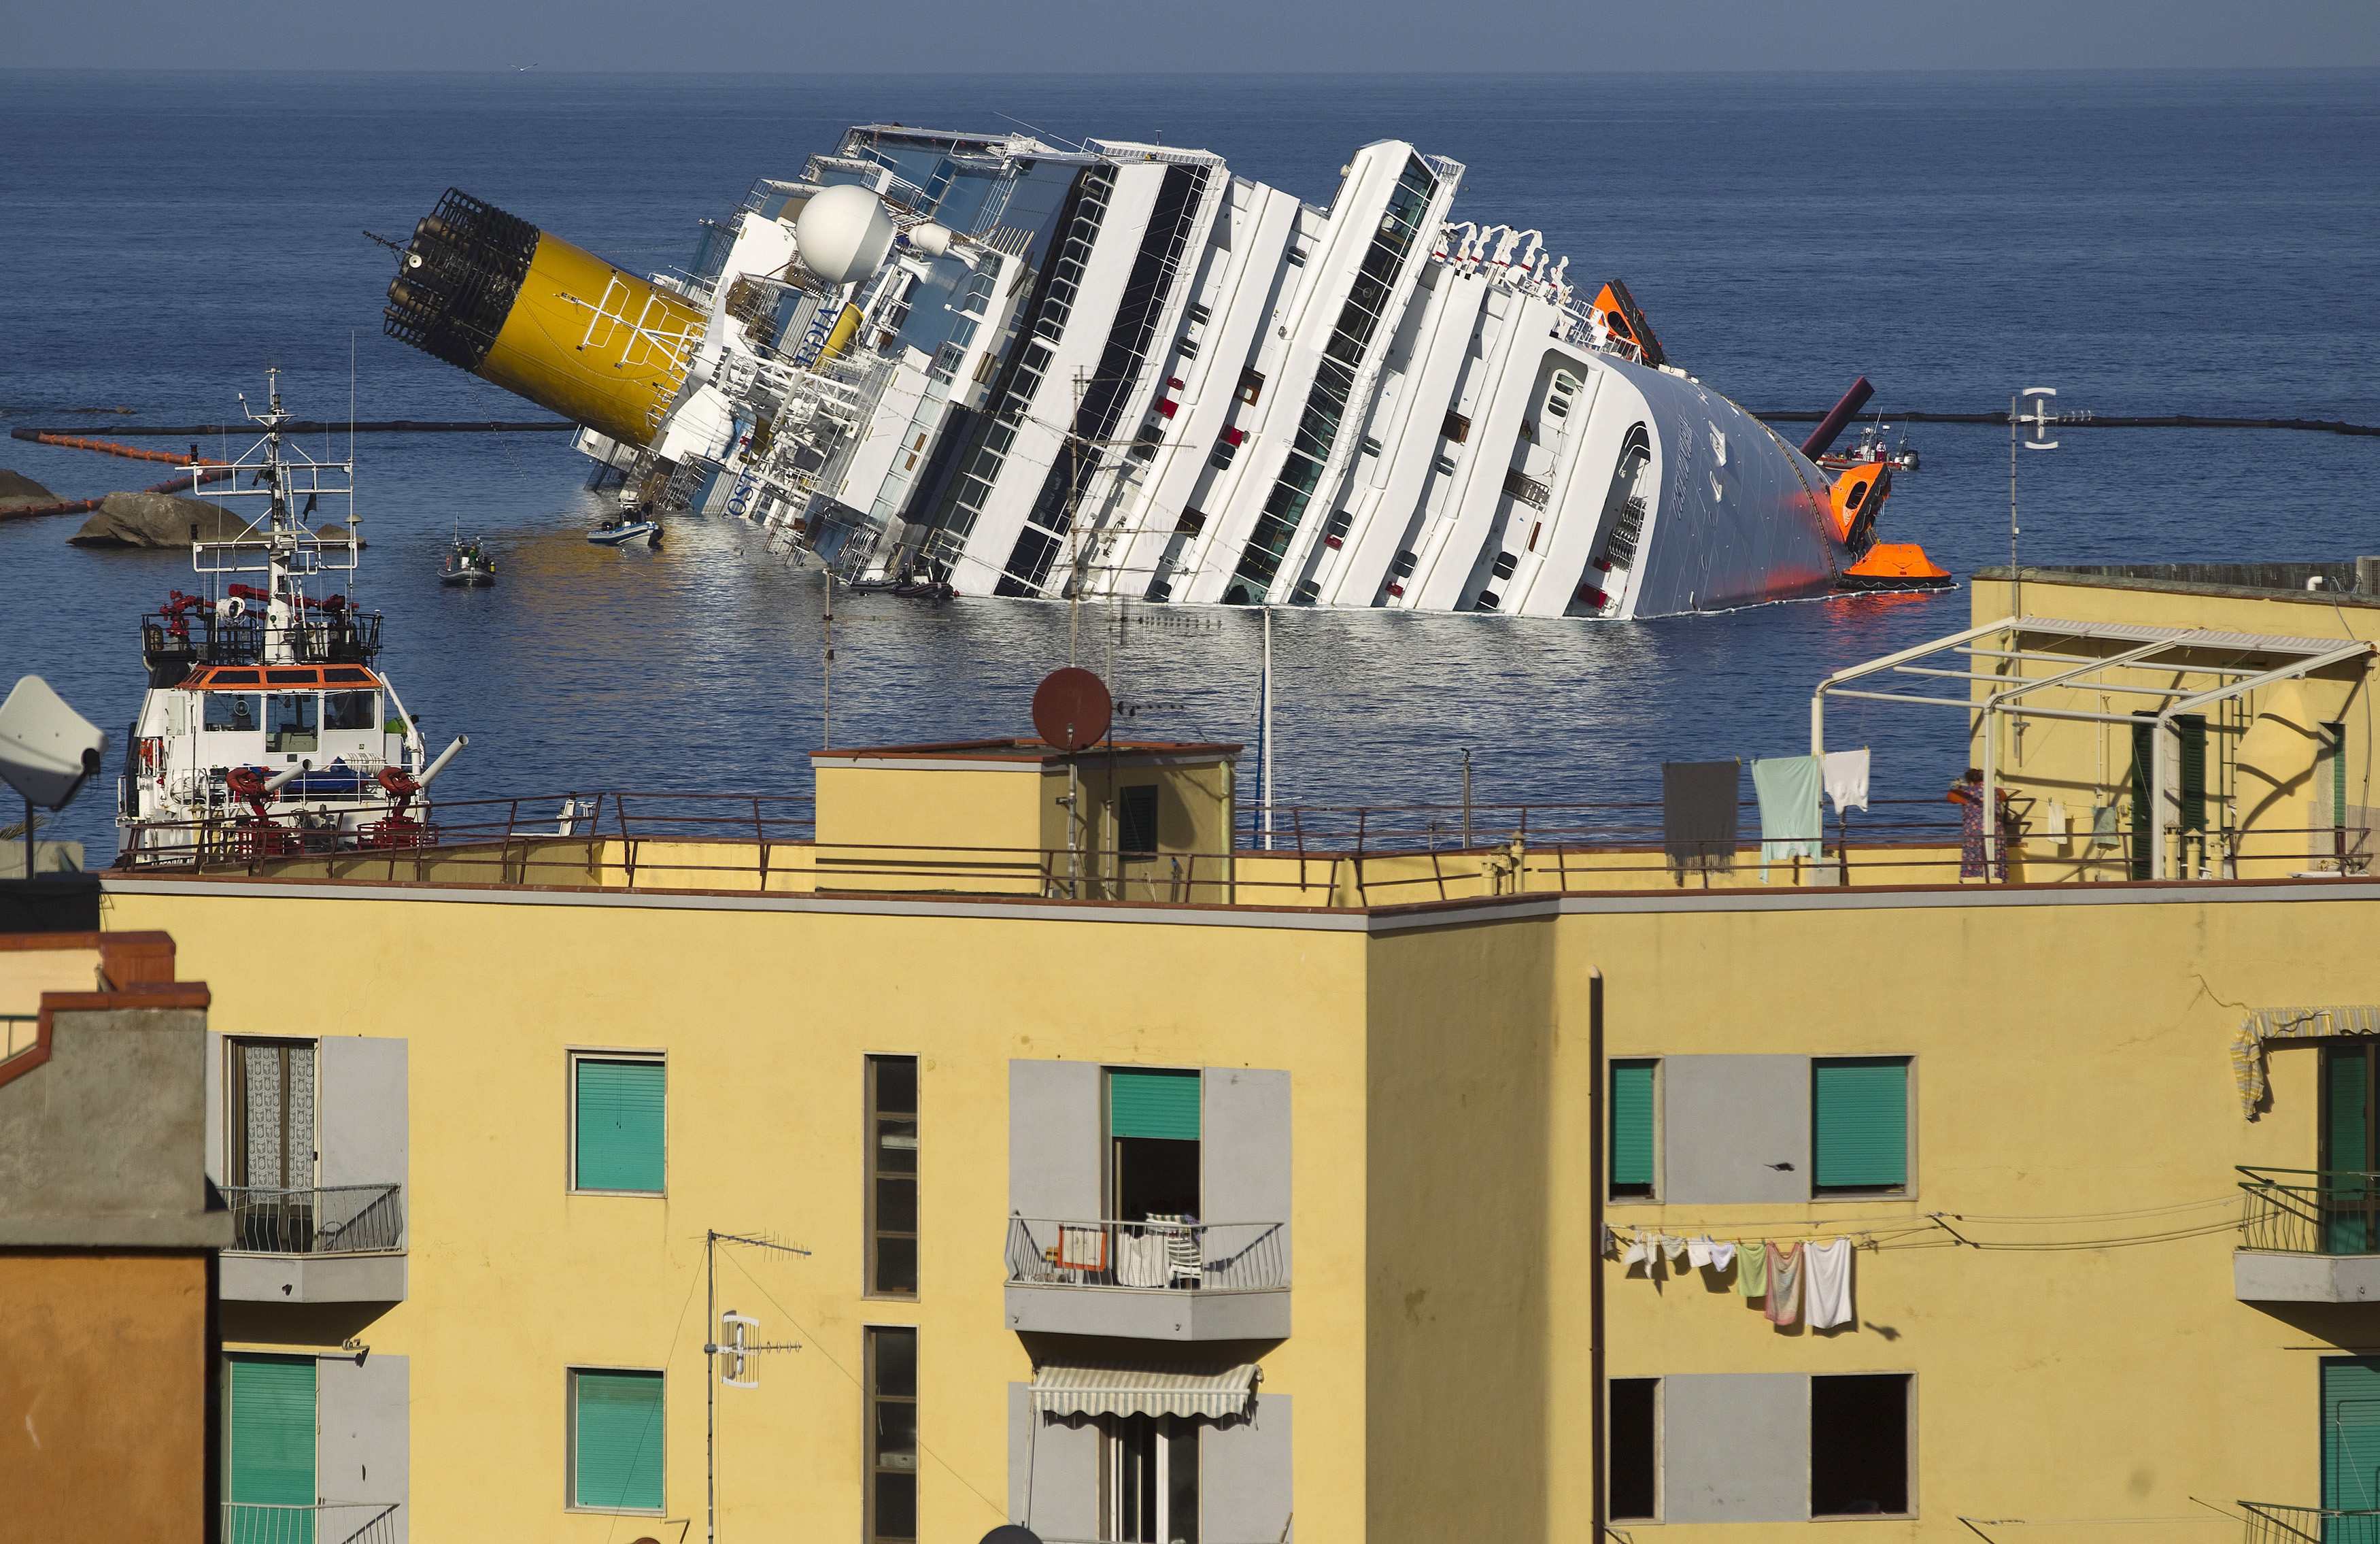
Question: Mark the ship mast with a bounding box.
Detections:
[254,369,304,665]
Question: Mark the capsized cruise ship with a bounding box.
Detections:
[383,126,1917,617]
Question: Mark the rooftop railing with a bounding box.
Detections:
[2239,1168,2380,1256]
[110,787,2380,901]
[1006,1218,1288,1294]
[2240,1500,2380,1543]
[223,1184,404,1255]
[222,1500,399,1544]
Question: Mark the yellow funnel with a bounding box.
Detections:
[384,190,708,448]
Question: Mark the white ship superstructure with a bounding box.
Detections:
[387,127,1911,616]
[116,371,466,865]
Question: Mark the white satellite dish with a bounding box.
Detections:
[0,675,106,812]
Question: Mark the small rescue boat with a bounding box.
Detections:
[440,530,496,586]
[589,518,661,548]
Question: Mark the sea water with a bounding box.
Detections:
[2,70,2376,855]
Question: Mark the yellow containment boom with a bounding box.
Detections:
[382,189,707,449]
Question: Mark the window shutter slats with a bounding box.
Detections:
[1108,1069,1200,1140]
[575,1059,666,1192]
[575,1370,665,1511]
[227,1354,316,1509]
[1610,1061,1656,1190]
[1812,1058,1908,1191]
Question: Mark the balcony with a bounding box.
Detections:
[222,1500,400,1544]
[1004,1218,1289,1340]
[2241,1501,2380,1542]
[220,1184,407,1304]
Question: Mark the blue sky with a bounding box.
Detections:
[6,0,2379,72]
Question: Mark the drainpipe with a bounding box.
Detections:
[1588,969,1608,1540]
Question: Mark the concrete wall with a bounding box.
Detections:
[1661,1054,1812,1204]
[319,1037,408,1241]
[107,837,2380,1544]
[1556,888,2380,1541]
[0,1249,212,1544]
[1204,1067,1292,1230]
[1010,1059,1102,1220]
[1661,1373,1809,1522]
[1207,1393,1294,1542]
[116,885,1372,1544]
[320,1352,410,1542]
[1365,917,1557,1544]
[1006,1385,1099,1539]
[0,1005,217,1243]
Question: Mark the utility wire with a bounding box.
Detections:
[718,1248,1007,1523]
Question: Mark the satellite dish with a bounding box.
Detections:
[1031,667,1112,753]
[0,676,106,812]
[980,1528,1044,1544]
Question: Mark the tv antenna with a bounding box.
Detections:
[703,1229,811,1544]
[2008,385,2067,620]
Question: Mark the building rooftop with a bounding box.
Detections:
[813,737,1242,765]
[1980,559,2380,607]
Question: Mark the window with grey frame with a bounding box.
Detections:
[1608,1377,1659,1521]
[231,1037,316,1250]
[1118,784,1159,858]
[1102,1414,1199,1543]
[868,1056,918,1298]
[1810,1373,1910,1517]
[865,1326,918,1544]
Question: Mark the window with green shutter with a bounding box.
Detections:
[2324,1358,2380,1514]
[1610,1060,1656,1198]
[574,1056,665,1194]
[226,1353,316,1522]
[1108,1069,1200,1140]
[1812,1057,1909,1193]
[2175,714,2208,834]
[571,1368,664,1512]
[2324,1045,2377,1254]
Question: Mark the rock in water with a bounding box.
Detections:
[70,491,243,547]
[69,491,363,548]
[0,469,57,510]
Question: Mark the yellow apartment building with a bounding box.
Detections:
[86,557,2380,1543]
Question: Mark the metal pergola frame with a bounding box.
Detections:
[1812,616,2373,879]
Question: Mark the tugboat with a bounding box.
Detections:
[116,369,467,867]
[588,516,661,548]
[440,525,496,586]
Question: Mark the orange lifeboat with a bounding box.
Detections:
[1837,541,1954,593]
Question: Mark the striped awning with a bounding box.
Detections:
[1030,1362,1259,1420]
[2234,1005,2380,1120]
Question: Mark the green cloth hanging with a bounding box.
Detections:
[1750,756,1824,880]
[1737,1241,1767,1298]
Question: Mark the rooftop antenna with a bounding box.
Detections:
[1990,384,2067,877]
[704,1229,810,1544]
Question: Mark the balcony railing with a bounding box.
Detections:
[2239,1168,2380,1256]
[1006,1218,1288,1293]
[2241,1500,2380,1543]
[222,1500,400,1544]
[223,1184,404,1254]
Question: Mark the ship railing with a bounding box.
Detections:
[222,1500,400,1544]
[222,1184,405,1255]
[2239,1501,2380,1544]
[1006,1218,1288,1293]
[108,790,2380,896]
